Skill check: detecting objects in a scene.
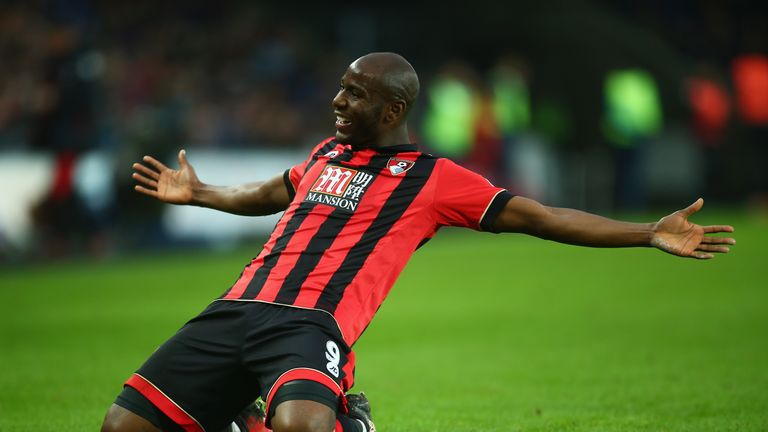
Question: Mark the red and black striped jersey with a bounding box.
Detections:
[220,138,513,346]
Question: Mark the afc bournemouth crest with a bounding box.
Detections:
[387,158,414,175]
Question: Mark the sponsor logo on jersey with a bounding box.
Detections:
[325,340,340,378]
[387,158,414,175]
[305,165,373,212]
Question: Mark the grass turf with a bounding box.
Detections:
[0,210,766,431]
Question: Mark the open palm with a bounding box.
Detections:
[132,150,200,205]
[651,198,735,259]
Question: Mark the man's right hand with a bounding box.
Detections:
[132,149,200,205]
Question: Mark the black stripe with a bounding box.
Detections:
[273,208,351,304]
[283,169,296,201]
[335,148,354,162]
[314,155,437,313]
[240,202,316,299]
[363,154,394,173]
[304,139,338,175]
[284,140,337,204]
[479,191,515,233]
[274,159,384,304]
[415,236,433,250]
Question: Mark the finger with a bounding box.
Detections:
[696,244,730,253]
[134,185,159,198]
[132,172,158,188]
[701,236,736,245]
[132,162,160,180]
[702,225,734,233]
[178,149,189,168]
[691,251,714,259]
[143,155,168,172]
[679,198,704,218]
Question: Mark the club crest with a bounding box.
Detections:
[387,158,414,175]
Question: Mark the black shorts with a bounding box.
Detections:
[116,300,355,431]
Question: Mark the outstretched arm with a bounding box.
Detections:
[492,196,735,259]
[132,150,291,216]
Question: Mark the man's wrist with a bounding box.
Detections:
[646,222,658,247]
[189,181,208,207]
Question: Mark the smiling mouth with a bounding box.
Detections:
[335,114,351,128]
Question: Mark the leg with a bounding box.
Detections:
[266,381,373,432]
[101,404,162,432]
[270,400,336,432]
[270,399,372,432]
[104,302,259,431]
[242,305,368,431]
[101,386,185,432]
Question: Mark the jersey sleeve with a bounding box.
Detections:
[283,137,337,201]
[433,159,514,232]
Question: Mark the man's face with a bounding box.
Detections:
[332,66,387,148]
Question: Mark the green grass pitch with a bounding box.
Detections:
[1,210,766,431]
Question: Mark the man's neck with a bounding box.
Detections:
[370,126,410,149]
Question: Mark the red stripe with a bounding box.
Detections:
[332,155,436,343]
[292,137,339,185]
[341,147,376,167]
[333,212,433,342]
[224,203,299,299]
[255,205,335,302]
[290,154,330,203]
[335,419,343,431]
[265,368,342,420]
[125,374,204,432]
[226,141,340,301]
[341,350,355,392]
[291,159,404,311]
[225,263,258,300]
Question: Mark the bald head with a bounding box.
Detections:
[333,52,419,147]
[349,52,420,115]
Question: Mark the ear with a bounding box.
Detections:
[384,100,406,124]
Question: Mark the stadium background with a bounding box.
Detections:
[0,1,766,431]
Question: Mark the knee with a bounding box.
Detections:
[100,410,123,432]
[271,414,335,432]
[101,404,157,432]
[270,402,335,432]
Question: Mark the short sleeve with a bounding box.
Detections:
[433,159,514,232]
[284,137,338,201]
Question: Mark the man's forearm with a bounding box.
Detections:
[191,181,286,216]
[532,207,655,248]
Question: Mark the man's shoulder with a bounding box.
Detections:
[422,155,467,172]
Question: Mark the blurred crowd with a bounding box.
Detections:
[0,0,766,261]
[1,1,347,260]
[0,2,346,152]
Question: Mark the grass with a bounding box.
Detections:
[0,210,766,431]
